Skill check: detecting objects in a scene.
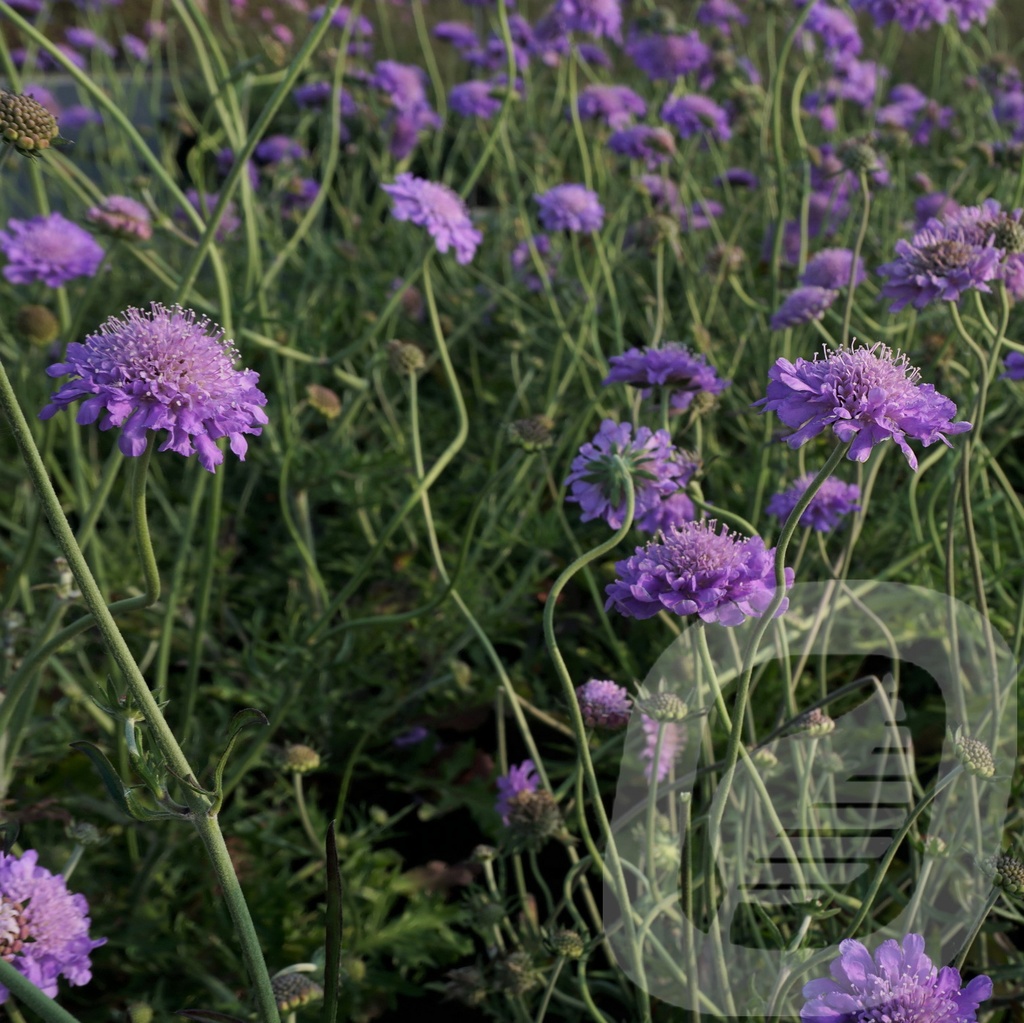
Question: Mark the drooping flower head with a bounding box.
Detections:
[767,475,862,531]
[86,195,153,241]
[40,303,268,473]
[605,519,792,625]
[382,174,482,265]
[535,184,604,233]
[564,419,687,530]
[576,679,632,729]
[770,286,839,330]
[0,213,104,286]
[801,933,992,1023]
[756,342,972,470]
[495,760,539,823]
[603,343,730,412]
[0,848,106,1003]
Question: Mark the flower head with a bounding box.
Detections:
[0,90,60,155]
[607,126,676,167]
[86,195,152,241]
[770,286,839,330]
[767,476,861,531]
[182,190,240,241]
[449,79,503,119]
[801,248,867,290]
[576,679,632,729]
[1001,351,1024,380]
[756,342,972,470]
[535,184,604,233]
[605,519,792,625]
[495,760,539,823]
[382,174,482,264]
[848,0,951,32]
[1,213,104,286]
[603,343,729,411]
[626,31,710,82]
[554,0,622,42]
[660,94,732,144]
[575,84,646,128]
[564,419,687,530]
[801,933,992,1023]
[40,303,268,473]
[0,848,105,1003]
[641,715,684,782]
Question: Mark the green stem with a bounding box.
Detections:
[839,171,871,345]
[534,958,566,1023]
[0,960,83,1023]
[951,886,1000,972]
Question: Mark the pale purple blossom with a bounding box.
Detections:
[626,31,711,82]
[607,126,676,167]
[554,0,622,42]
[661,94,732,143]
[576,680,632,729]
[382,174,482,264]
[449,80,503,119]
[767,476,861,531]
[697,0,748,34]
[800,248,867,290]
[0,213,104,287]
[1002,351,1024,380]
[603,343,729,411]
[877,83,952,145]
[848,0,950,31]
[770,287,839,330]
[535,184,604,233]
[86,196,153,242]
[575,83,646,128]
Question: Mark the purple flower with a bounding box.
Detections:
[756,342,972,470]
[770,286,839,330]
[121,33,149,61]
[801,248,867,290]
[86,195,153,241]
[877,83,952,145]
[182,190,241,241]
[607,126,676,167]
[714,167,759,189]
[626,31,710,82]
[801,933,992,1023]
[449,80,503,119]
[0,213,104,287]
[382,173,482,265]
[535,184,604,233]
[801,4,862,58]
[434,21,480,51]
[949,0,996,27]
[554,0,622,42]
[564,419,686,530]
[393,725,430,747]
[661,94,732,143]
[576,680,632,729]
[0,849,105,1003]
[575,83,646,128]
[697,0,748,34]
[605,520,792,625]
[603,343,729,411]
[641,715,684,782]
[280,177,320,215]
[60,106,102,133]
[496,760,538,823]
[1001,351,1024,380]
[65,27,117,57]
[767,475,861,531]
[878,223,1003,311]
[371,60,440,154]
[254,134,306,165]
[40,303,269,473]
[914,193,959,228]
[636,490,697,534]
[309,3,373,35]
[848,0,950,31]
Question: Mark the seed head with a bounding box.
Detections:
[547,929,586,959]
[271,971,325,1011]
[386,338,426,374]
[508,414,555,452]
[953,729,995,778]
[281,743,322,774]
[994,216,1024,254]
[638,692,689,722]
[980,853,1024,897]
[505,790,563,852]
[840,139,882,174]
[443,965,488,1006]
[15,305,60,346]
[494,951,540,996]
[0,91,60,156]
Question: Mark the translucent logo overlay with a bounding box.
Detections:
[603,582,1016,1019]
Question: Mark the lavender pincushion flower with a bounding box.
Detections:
[607,126,676,167]
[449,80,502,119]
[801,933,992,1023]
[535,184,604,233]
[1002,351,1024,380]
[756,342,972,470]
[605,519,792,625]
[575,84,646,128]
[626,31,710,82]
[603,343,729,412]
[767,476,861,531]
[800,248,867,290]
[496,760,538,823]
[564,419,685,529]
[86,195,152,241]
[0,213,104,286]
[0,848,106,1003]
[848,0,951,32]
[554,0,623,42]
[576,679,631,728]
[382,174,482,265]
[770,286,839,330]
[40,303,268,473]
[660,95,732,144]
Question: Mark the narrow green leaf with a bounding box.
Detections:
[321,821,342,1023]
[209,708,269,815]
[69,741,132,817]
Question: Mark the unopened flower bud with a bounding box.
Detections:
[797,708,835,738]
[281,743,321,774]
[508,414,555,452]
[840,140,882,174]
[15,305,60,346]
[953,730,995,778]
[994,216,1024,254]
[306,383,342,419]
[547,929,586,959]
[706,243,746,277]
[386,339,426,374]
[639,692,688,722]
[980,853,1024,897]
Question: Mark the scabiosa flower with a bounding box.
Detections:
[434,20,480,52]
[949,0,996,27]
[382,173,482,265]
[914,193,959,229]
[40,303,269,473]
[0,213,104,286]
[576,679,632,728]
[756,342,972,470]
[877,83,952,145]
[64,26,116,58]
[641,715,684,782]
[495,760,539,823]
[878,223,1003,311]
[564,420,686,530]
[626,31,711,82]
[449,79,503,119]
[697,0,748,34]
[575,83,647,128]
[607,126,676,167]
[0,848,105,1003]
[554,0,623,42]
[801,933,992,1023]
[86,195,153,242]
[767,476,861,531]
[770,286,839,330]
[181,190,241,242]
[605,519,792,625]
[801,3,862,58]
[636,484,698,533]
[535,184,603,233]
[603,343,730,411]
[848,0,950,32]
[801,248,867,290]
[661,94,732,144]
[1001,351,1024,380]
[254,134,306,166]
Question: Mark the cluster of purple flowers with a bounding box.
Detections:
[383,174,482,265]
[0,848,105,1003]
[879,198,1024,310]
[849,0,995,32]
[371,60,441,159]
[757,343,971,470]
[603,343,729,413]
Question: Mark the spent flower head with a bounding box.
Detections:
[40,303,268,474]
[605,519,792,625]
[756,342,971,470]
[801,933,992,1023]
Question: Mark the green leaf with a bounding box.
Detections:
[69,741,133,818]
[209,708,269,815]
